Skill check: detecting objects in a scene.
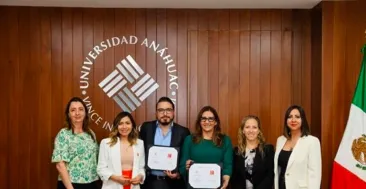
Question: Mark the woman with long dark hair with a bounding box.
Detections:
[179,106,233,189]
[274,105,321,189]
[97,111,145,189]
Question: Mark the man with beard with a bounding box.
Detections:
[139,97,190,189]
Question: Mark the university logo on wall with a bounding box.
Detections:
[79,36,178,130]
[99,55,158,112]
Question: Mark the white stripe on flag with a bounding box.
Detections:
[335,104,366,182]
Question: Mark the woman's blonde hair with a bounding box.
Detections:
[237,115,266,158]
[108,111,138,147]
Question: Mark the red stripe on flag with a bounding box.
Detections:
[331,161,366,189]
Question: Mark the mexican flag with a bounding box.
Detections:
[331,44,366,188]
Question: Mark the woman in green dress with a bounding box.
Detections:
[52,97,99,189]
[179,106,233,189]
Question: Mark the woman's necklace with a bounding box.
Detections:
[121,142,131,152]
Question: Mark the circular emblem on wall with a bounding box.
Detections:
[79,36,179,130]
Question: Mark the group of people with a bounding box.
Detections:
[52,96,322,189]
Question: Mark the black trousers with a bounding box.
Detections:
[279,175,286,189]
[141,175,186,189]
[57,181,100,189]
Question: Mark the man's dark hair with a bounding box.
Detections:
[156,96,175,110]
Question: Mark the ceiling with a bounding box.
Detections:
[0,0,322,9]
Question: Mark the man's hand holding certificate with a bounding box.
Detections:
[147,146,178,171]
[188,163,221,189]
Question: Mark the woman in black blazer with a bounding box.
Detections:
[230,115,274,189]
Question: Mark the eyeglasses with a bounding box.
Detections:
[157,108,174,114]
[200,117,216,123]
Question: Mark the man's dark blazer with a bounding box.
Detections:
[230,144,275,189]
[139,120,190,189]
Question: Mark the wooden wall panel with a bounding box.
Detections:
[103,10,116,127]
[176,9,188,126]
[270,31,283,136]
[29,8,41,188]
[156,9,167,100]
[239,31,250,125]
[218,30,230,134]
[188,30,198,130]
[50,7,63,185]
[197,31,208,110]
[208,30,219,111]
[0,6,9,189]
[0,7,314,189]
[113,10,125,120]
[125,9,136,119]
[322,0,366,188]
[92,8,105,131]
[18,7,31,189]
[167,9,178,115]
[259,30,271,142]
[310,5,322,149]
[229,11,240,143]
[249,31,261,116]
[135,9,147,125]
[228,30,240,143]
[7,6,21,189]
[39,9,52,189]
[145,9,157,121]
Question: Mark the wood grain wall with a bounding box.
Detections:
[0,7,314,189]
[322,0,366,188]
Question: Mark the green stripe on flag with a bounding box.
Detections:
[352,44,366,113]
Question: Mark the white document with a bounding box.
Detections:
[189,163,221,189]
[147,146,178,171]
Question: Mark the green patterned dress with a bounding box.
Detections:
[52,128,99,183]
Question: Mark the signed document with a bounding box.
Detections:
[189,163,221,188]
[147,146,178,171]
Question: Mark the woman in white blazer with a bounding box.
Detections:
[274,105,321,189]
[97,112,145,189]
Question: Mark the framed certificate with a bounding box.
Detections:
[147,145,179,171]
[188,163,221,189]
